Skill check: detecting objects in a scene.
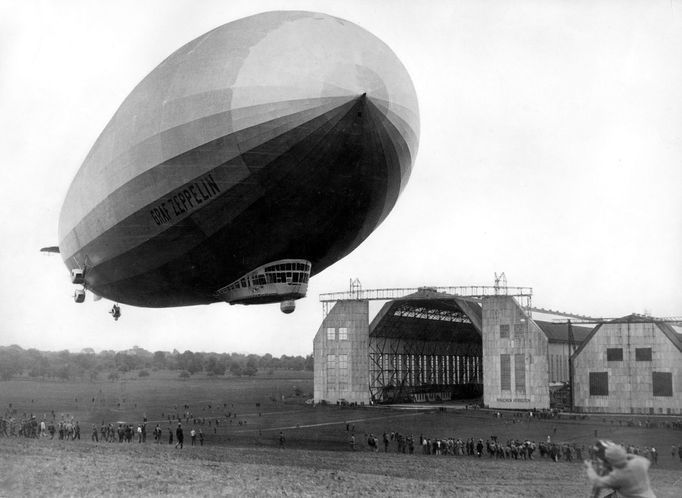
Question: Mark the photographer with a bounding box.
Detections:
[584,441,656,498]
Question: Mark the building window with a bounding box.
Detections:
[514,354,526,394]
[606,348,623,361]
[338,355,348,390]
[514,323,524,337]
[500,324,510,339]
[652,372,672,397]
[339,327,348,340]
[635,348,652,361]
[327,327,335,340]
[327,354,336,389]
[500,354,511,391]
[589,372,608,396]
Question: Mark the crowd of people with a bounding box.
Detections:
[0,409,209,448]
[4,403,681,468]
[1,400,270,450]
[355,428,675,469]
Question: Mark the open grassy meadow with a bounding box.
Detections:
[1,372,681,497]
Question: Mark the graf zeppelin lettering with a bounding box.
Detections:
[150,174,221,226]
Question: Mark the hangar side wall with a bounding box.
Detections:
[313,301,369,404]
[482,296,550,410]
[573,322,682,414]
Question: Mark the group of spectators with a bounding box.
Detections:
[2,399,267,449]
[361,432,543,460]
[1,415,65,439]
[89,420,206,448]
[0,409,209,448]
[356,429,673,469]
[159,403,256,432]
[1,409,82,440]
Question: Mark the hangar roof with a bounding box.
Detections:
[535,321,594,344]
[369,289,482,343]
[368,290,598,345]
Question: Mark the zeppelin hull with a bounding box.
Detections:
[58,11,419,307]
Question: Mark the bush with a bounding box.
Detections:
[138,369,150,377]
[178,370,191,379]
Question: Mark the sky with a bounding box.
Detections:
[1,0,681,355]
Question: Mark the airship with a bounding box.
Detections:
[48,11,420,313]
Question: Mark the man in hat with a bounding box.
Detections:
[584,441,656,498]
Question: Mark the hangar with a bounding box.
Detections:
[313,284,593,410]
[313,283,681,413]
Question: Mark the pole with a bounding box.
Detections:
[568,320,574,411]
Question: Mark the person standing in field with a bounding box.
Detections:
[190,428,196,446]
[168,427,173,445]
[175,423,184,449]
[198,429,204,446]
[279,431,285,449]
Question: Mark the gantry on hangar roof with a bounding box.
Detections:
[367,288,593,344]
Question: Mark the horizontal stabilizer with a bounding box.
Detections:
[40,246,60,254]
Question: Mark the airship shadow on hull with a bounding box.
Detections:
[56,12,420,310]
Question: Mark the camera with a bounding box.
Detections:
[589,440,613,498]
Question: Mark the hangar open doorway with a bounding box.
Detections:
[367,291,483,403]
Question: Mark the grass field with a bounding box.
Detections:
[1,372,681,497]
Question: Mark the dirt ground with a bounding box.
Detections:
[1,438,680,498]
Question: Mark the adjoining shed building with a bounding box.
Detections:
[571,315,682,415]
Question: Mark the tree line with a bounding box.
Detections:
[0,345,313,381]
